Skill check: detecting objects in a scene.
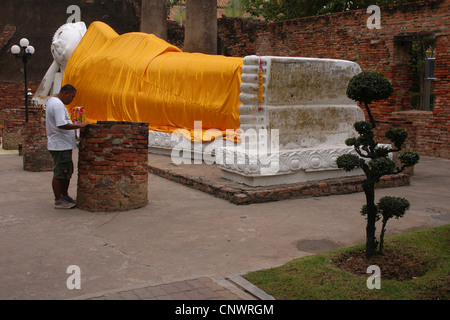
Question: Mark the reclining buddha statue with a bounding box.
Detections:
[41,21,243,142]
[35,21,366,186]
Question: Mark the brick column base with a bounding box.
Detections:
[76,121,149,212]
[2,106,40,150]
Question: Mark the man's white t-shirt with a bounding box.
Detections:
[46,97,77,151]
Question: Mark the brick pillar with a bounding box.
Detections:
[1,106,40,150]
[22,119,53,171]
[76,121,149,212]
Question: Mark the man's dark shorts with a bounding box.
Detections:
[49,150,73,180]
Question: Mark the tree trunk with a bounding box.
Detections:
[379,219,388,255]
[364,102,377,129]
[363,182,378,258]
[184,0,217,54]
[141,0,167,40]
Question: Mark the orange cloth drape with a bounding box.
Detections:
[63,21,243,142]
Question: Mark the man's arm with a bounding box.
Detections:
[58,123,90,130]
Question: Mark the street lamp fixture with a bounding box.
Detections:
[11,38,35,122]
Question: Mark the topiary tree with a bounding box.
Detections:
[336,71,420,258]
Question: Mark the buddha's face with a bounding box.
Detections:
[51,22,86,71]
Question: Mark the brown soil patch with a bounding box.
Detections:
[333,248,428,281]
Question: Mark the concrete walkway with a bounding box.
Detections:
[0,149,449,300]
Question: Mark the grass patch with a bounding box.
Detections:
[243,224,450,300]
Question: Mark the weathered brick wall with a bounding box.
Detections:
[2,1,448,159]
[376,110,449,158]
[0,24,16,49]
[1,106,41,150]
[0,82,40,143]
[76,121,149,212]
[217,0,450,158]
[0,0,140,141]
[22,119,53,171]
[0,0,140,83]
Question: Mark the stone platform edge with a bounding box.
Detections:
[147,165,411,205]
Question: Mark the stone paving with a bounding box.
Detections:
[0,145,449,300]
[72,277,264,300]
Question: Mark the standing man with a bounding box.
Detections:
[46,84,89,209]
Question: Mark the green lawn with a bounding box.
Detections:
[243,224,449,300]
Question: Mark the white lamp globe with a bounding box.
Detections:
[26,46,35,54]
[19,38,29,48]
[11,45,20,55]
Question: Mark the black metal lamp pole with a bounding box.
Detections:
[11,38,35,123]
[23,53,29,122]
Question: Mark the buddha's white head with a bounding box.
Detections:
[51,21,87,72]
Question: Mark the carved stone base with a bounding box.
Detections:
[217,146,363,187]
[148,130,234,164]
[147,130,364,187]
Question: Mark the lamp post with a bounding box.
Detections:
[424,49,435,111]
[11,38,35,122]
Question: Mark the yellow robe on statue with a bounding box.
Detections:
[63,21,243,142]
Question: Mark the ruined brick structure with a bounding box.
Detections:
[1,0,448,158]
[1,106,41,150]
[22,119,53,172]
[76,121,149,212]
[0,0,139,144]
[0,83,40,145]
[216,0,450,158]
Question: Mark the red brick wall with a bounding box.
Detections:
[1,105,41,150]
[0,82,40,143]
[218,0,450,158]
[22,119,53,171]
[0,24,16,49]
[2,1,448,159]
[0,82,39,112]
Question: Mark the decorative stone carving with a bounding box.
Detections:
[219,146,362,186]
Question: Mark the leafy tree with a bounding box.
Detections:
[377,196,410,253]
[336,71,420,258]
[242,0,330,21]
[222,0,247,17]
[242,0,423,21]
[346,71,393,128]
